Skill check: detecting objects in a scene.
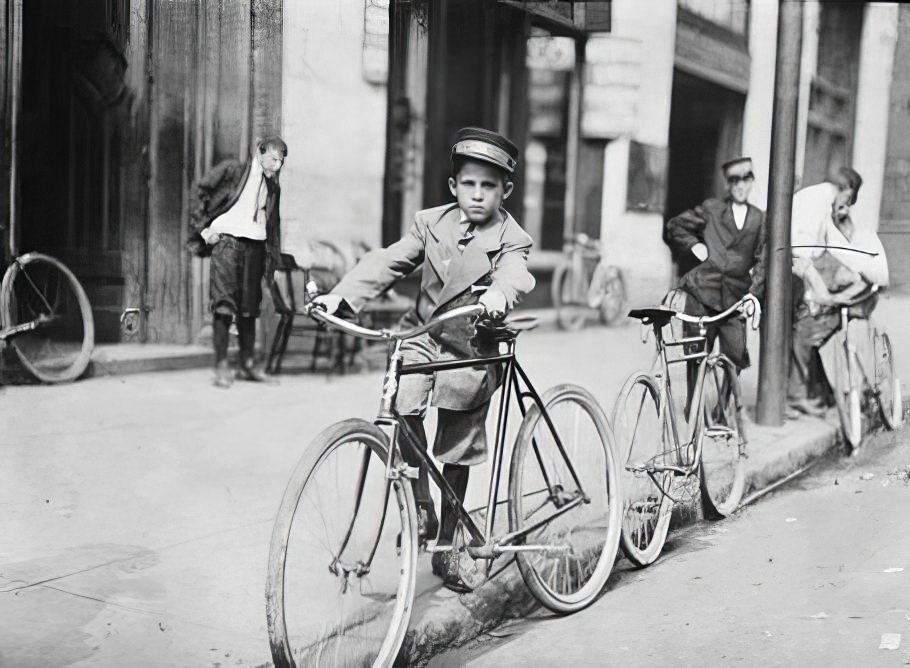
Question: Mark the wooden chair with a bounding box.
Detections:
[266,243,353,374]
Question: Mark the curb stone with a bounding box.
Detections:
[403,415,840,666]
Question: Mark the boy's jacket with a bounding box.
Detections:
[332,203,535,410]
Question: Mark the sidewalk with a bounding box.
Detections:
[1,293,906,667]
[399,414,841,666]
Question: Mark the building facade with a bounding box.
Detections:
[2,0,907,346]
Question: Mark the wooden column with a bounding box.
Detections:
[251,0,282,138]
[756,1,803,426]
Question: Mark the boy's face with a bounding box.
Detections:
[448,160,514,225]
[258,146,285,178]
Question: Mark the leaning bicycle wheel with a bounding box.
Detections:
[0,253,94,383]
[552,262,587,331]
[508,384,622,613]
[873,331,902,430]
[612,373,673,567]
[699,355,746,518]
[266,419,417,668]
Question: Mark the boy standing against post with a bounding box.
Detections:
[187,136,288,388]
[314,127,535,591]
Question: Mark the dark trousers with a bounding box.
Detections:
[788,305,840,403]
[682,294,749,412]
[398,415,469,544]
[209,234,265,365]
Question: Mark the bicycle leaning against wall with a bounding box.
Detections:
[0,252,94,383]
[611,294,761,567]
[265,290,623,667]
[551,233,628,331]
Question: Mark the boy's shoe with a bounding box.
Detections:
[214,360,234,389]
[430,549,482,594]
[236,359,273,383]
[417,503,439,543]
[786,397,826,420]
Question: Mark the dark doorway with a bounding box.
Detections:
[20,0,139,342]
[665,70,744,274]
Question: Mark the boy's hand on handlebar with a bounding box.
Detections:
[478,290,507,319]
[310,294,344,315]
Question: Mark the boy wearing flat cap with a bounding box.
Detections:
[665,157,767,404]
[314,127,534,591]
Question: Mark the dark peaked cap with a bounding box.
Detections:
[452,127,519,173]
[721,156,753,172]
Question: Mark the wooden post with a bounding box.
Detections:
[756,1,803,426]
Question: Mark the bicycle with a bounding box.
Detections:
[819,287,902,451]
[0,252,94,383]
[266,296,622,667]
[611,294,760,567]
[551,233,627,331]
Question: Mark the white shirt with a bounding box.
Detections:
[208,157,268,241]
[731,202,748,231]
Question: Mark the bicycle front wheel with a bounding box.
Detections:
[0,253,94,382]
[552,262,587,331]
[612,373,673,567]
[699,355,746,518]
[874,331,902,430]
[266,419,417,668]
[508,384,622,613]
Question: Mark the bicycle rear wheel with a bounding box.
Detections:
[508,384,621,613]
[873,331,902,430]
[266,419,417,668]
[552,262,587,331]
[0,253,94,383]
[612,373,673,567]
[699,355,746,518]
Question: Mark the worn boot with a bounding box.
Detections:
[214,359,234,389]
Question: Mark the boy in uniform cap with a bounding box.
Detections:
[314,127,534,591]
[665,157,767,406]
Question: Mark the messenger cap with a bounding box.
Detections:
[452,127,519,173]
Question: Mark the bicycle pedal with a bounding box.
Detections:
[425,544,455,554]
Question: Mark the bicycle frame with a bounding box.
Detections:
[629,318,744,504]
[346,332,590,564]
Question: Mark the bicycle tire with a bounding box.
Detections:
[0,253,94,383]
[698,355,747,519]
[874,331,902,430]
[508,384,622,613]
[846,387,865,452]
[266,419,417,668]
[830,338,866,452]
[612,372,673,567]
[552,262,587,331]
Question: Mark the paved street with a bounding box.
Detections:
[432,427,910,668]
[1,291,908,667]
[0,318,656,668]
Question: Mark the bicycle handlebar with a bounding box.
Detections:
[835,284,880,310]
[673,294,762,331]
[305,301,487,342]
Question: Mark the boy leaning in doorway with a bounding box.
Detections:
[313,127,535,592]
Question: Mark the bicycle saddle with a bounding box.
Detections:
[627,306,677,326]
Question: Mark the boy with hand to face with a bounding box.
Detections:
[313,127,535,592]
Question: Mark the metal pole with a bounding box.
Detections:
[756,1,803,426]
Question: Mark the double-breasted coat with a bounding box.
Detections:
[331,204,535,464]
[666,197,767,311]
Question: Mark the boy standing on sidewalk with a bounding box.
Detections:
[187,136,288,388]
[314,127,535,591]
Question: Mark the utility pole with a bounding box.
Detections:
[757,1,803,426]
